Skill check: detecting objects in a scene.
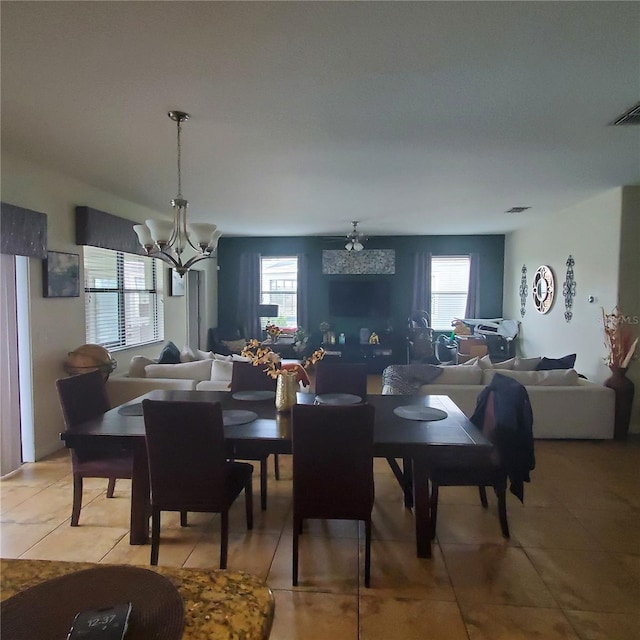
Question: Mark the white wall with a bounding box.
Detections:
[1,153,193,458]
[504,187,640,433]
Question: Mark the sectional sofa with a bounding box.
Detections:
[105,354,237,407]
[382,357,615,439]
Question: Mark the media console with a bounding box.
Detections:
[320,342,406,373]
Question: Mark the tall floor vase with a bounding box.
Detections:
[604,367,635,441]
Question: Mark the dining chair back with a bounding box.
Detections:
[230,361,279,505]
[57,369,111,425]
[230,361,278,393]
[313,362,368,399]
[56,370,133,526]
[142,399,253,568]
[429,373,534,540]
[291,403,375,587]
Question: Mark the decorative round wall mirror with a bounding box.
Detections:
[532,265,555,314]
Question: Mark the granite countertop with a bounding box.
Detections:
[1,558,274,640]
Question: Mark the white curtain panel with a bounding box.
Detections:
[0,253,23,475]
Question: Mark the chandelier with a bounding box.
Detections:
[133,111,220,276]
[345,220,365,251]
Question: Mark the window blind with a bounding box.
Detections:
[84,246,164,349]
[430,256,471,330]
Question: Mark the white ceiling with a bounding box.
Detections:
[2,1,639,239]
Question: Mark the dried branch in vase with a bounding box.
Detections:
[241,339,325,387]
[601,307,638,370]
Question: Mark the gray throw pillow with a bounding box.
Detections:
[536,353,576,370]
[158,341,181,364]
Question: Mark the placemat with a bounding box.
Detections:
[232,390,276,401]
[314,393,362,405]
[223,409,258,426]
[393,406,448,421]
[118,402,143,416]
[0,565,184,640]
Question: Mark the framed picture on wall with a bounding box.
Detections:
[43,251,80,298]
[168,268,185,296]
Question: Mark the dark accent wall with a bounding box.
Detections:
[217,235,505,342]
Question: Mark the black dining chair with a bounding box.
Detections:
[429,373,535,540]
[313,362,368,400]
[291,403,375,587]
[230,361,280,391]
[56,370,133,526]
[314,361,402,505]
[230,361,279,508]
[142,399,254,568]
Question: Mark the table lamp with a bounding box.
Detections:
[257,304,278,333]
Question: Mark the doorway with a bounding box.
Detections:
[187,269,204,350]
[0,255,35,475]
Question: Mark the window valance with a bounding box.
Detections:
[75,206,143,255]
[0,202,47,258]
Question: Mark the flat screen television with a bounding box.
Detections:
[328,280,391,318]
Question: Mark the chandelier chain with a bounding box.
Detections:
[176,118,183,199]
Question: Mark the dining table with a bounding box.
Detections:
[61,390,492,559]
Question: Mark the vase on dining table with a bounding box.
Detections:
[604,366,635,441]
[275,371,298,412]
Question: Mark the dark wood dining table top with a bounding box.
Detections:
[62,389,491,459]
[61,390,492,558]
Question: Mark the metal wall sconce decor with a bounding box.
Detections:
[532,265,555,314]
[562,255,576,322]
[519,265,528,317]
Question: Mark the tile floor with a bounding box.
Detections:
[2,430,639,639]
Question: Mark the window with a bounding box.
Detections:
[84,246,164,349]
[260,256,298,329]
[430,255,471,330]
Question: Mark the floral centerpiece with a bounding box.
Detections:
[241,339,325,387]
[265,323,282,341]
[601,307,638,370]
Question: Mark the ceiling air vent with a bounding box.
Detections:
[612,101,640,126]
[505,207,530,214]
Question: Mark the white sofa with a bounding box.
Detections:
[106,355,236,407]
[382,358,615,440]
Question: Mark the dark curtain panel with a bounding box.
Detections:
[296,253,308,331]
[465,253,481,317]
[237,252,261,337]
[411,251,432,317]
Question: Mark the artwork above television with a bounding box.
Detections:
[328,280,391,318]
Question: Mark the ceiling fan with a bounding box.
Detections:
[344,220,367,251]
